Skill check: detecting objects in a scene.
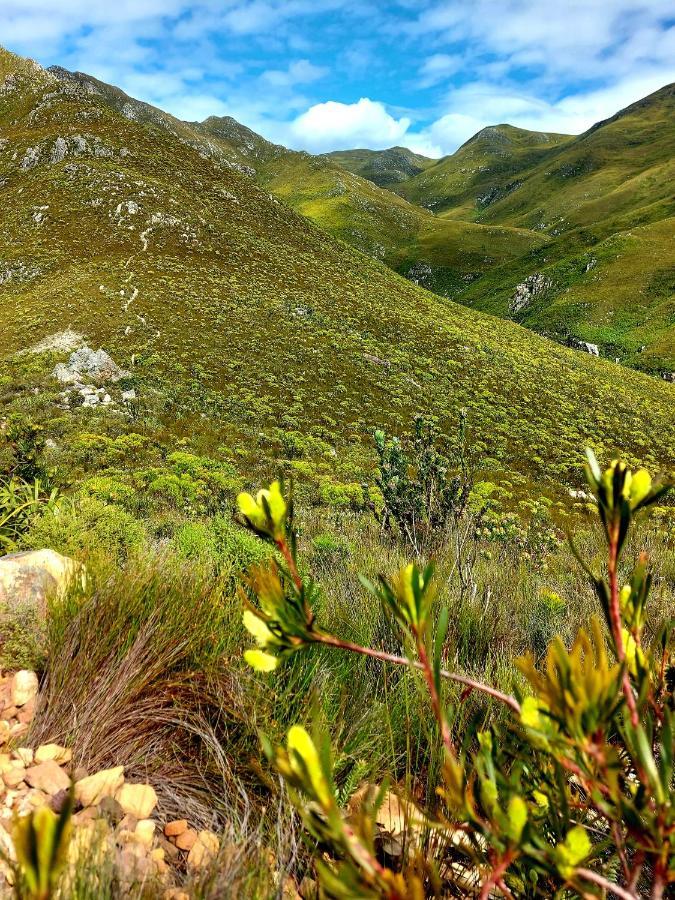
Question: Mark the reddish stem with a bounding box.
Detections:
[315,633,521,714]
[576,868,638,900]
[276,537,303,592]
[415,631,455,756]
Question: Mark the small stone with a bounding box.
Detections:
[98,795,124,824]
[158,836,180,859]
[17,698,35,724]
[115,782,157,819]
[164,819,187,837]
[3,707,18,721]
[187,830,219,869]
[35,743,71,765]
[24,760,70,794]
[10,671,38,707]
[135,819,155,848]
[0,722,10,745]
[72,766,89,782]
[72,806,99,826]
[50,788,70,813]
[3,767,25,788]
[174,828,198,851]
[74,766,124,807]
[118,813,138,832]
[14,748,33,766]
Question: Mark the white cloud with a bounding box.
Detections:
[261,59,327,88]
[288,98,411,153]
[419,53,463,88]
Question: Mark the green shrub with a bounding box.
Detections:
[24,497,145,563]
[319,480,364,509]
[311,533,351,567]
[237,453,674,898]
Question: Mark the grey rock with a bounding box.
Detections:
[53,346,129,384]
[509,274,552,314]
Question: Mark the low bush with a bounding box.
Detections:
[237,454,674,898]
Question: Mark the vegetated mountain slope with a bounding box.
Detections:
[46,66,546,296]
[323,146,436,187]
[1,46,674,502]
[39,68,675,372]
[252,149,546,292]
[394,88,675,373]
[395,125,572,219]
[463,85,675,234]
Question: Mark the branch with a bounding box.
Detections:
[315,633,521,715]
[576,868,638,900]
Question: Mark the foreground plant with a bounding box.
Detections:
[10,791,73,900]
[237,453,674,898]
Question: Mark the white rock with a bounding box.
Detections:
[10,671,38,707]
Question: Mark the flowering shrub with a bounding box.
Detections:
[237,452,674,898]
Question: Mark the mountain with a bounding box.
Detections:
[1,46,674,504]
[45,66,543,293]
[42,64,674,375]
[395,125,572,218]
[324,146,436,187]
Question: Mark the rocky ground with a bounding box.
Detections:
[0,669,231,897]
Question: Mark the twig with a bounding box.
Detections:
[315,633,521,714]
[576,868,638,900]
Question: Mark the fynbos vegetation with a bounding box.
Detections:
[238,454,674,898]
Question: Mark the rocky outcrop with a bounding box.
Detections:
[0,550,83,618]
[53,346,129,385]
[509,274,552,314]
[406,262,433,287]
[568,338,600,357]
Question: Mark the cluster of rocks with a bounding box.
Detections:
[568,337,600,357]
[406,261,434,287]
[0,669,222,896]
[19,133,120,170]
[508,273,552,314]
[52,346,136,410]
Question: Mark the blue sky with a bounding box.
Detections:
[3,1,675,156]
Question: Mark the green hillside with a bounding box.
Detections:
[324,146,436,187]
[1,46,674,506]
[46,65,544,295]
[395,125,572,218]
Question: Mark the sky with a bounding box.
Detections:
[2,1,675,157]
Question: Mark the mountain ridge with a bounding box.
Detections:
[1,44,673,507]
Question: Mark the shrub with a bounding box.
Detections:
[0,477,61,552]
[236,453,674,898]
[373,413,474,552]
[23,497,145,563]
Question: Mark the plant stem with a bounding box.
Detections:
[607,522,639,727]
[576,868,638,900]
[315,633,521,714]
[415,632,455,756]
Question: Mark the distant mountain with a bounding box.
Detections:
[323,146,436,187]
[43,64,675,374]
[2,45,673,499]
[396,125,572,217]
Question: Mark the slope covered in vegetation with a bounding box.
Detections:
[1,46,674,508]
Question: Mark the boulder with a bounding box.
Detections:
[74,766,124,807]
[24,760,71,795]
[10,671,38,707]
[52,346,129,384]
[115,783,157,819]
[187,830,219,869]
[34,743,72,765]
[0,550,83,616]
